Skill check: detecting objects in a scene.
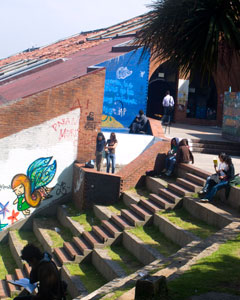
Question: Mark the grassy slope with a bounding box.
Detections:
[15,230,43,250]
[0,243,17,279]
[159,207,217,239]
[168,234,240,299]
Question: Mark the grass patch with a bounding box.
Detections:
[107,201,127,215]
[159,207,217,239]
[128,225,180,257]
[168,234,240,299]
[100,283,134,300]
[105,244,143,275]
[46,226,73,248]
[67,263,106,293]
[15,230,43,250]
[129,187,150,199]
[67,204,100,231]
[0,243,18,279]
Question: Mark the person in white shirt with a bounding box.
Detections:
[162,91,174,124]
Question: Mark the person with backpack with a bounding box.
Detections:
[162,91,174,125]
[14,244,67,300]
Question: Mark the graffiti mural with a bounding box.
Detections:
[97,48,150,128]
[222,92,240,139]
[11,157,57,216]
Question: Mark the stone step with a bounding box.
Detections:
[121,209,145,226]
[122,191,139,207]
[168,183,192,196]
[101,220,122,238]
[111,215,133,230]
[139,199,161,214]
[179,163,211,179]
[15,269,25,280]
[54,247,72,265]
[176,178,202,192]
[129,204,152,222]
[72,236,92,256]
[0,280,9,298]
[23,264,31,277]
[63,242,83,262]
[92,225,115,245]
[149,193,174,210]
[6,274,20,297]
[145,176,167,194]
[186,173,205,186]
[158,188,182,203]
[82,231,104,249]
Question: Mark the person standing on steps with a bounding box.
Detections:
[95,132,106,171]
[105,132,118,174]
[162,90,174,125]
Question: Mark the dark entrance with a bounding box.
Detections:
[147,61,178,119]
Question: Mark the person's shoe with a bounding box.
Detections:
[200,198,209,203]
[161,168,167,173]
[165,170,172,176]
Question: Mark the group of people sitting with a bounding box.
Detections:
[162,137,194,176]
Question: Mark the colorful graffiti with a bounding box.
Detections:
[97,48,150,128]
[222,92,240,139]
[11,157,57,216]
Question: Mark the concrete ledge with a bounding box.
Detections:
[92,249,126,281]
[33,219,53,253]
[57,205,84,236]
[153,214,200,247]
[228,186,240,210]
[146,177,167,194]
[61,265,88,299]
[122,192,139,207]
[183,197,232,229]
[8,231,24,269]
[122,231,164,265]
[93,205,113,220]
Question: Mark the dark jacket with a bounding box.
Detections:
[223,164,235,181]
[176,140,194,164]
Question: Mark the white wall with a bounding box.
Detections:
[0,109,80,230]
[102,131,155,165]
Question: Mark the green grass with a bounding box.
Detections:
[66,263,107,293]
[107,201,127,215]
[159,207,217,239]
[67,204,100,231]
[105,244,143,275]
[14,230,43,250]
[0,243,18,279]
[100,284,134,300]
[168,234,240,299]
[129,187,150,199]
[46,226,73,248]
[128,225,180,257]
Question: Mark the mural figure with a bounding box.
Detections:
[11,157,57,216]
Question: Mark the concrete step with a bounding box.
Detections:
[15,269,25,280]
[63,241,83,263]
[186,173,205,186]
[82,231,104,249]
[53,247,72,265]
[158,188,182,203]
[122,191,139,207]
[149,193,174,210]
[192,148,240,156]
[23,264,31,277]
[111,215,133,230]
[179,163,211,179]
[6,274,20,297]
[129,204,152,222]
[0,280,9,298]
[176,178,202,192]
[92,226,115,245]
[168,183,193,196]
[72,236,92,256]
[145,176,167,194]
[101,220,122,238]
[121,209,145,226]
[139,199,161,214]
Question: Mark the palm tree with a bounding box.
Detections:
[135,0,240,78]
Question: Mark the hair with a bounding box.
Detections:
[166,90,170,95]
[179,138,188,146]
[139,110,144,115]
[96,132,105,142]
[225,155,232,166]
[218,152,226,161]
[110,132,117,142]
[11,174,41,207]
[21,244,43,262]
[171,137,179,147]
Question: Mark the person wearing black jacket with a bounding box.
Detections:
[201,155,235,203]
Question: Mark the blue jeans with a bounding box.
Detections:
[165,156,176,174]
[106,153,116,173]
[205,181,228,202]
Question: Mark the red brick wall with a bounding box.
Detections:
[118,140,170,191]
[0,68,105,162]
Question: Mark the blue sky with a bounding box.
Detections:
[0,0,152,59]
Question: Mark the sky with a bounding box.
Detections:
[0,0,152,59]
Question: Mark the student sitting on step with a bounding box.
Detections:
[162,137,179,176]
[201,155,235,203]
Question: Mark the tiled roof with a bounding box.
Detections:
[0,14,148,67]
